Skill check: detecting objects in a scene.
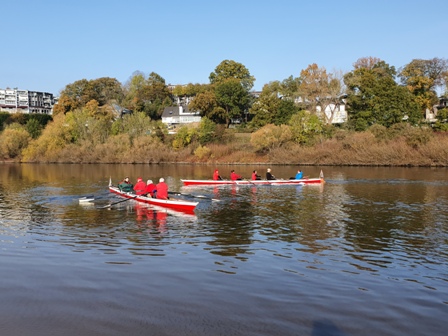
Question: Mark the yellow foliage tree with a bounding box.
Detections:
[0,124,31,159]
[22,114,74,162]
[250,124,292,152]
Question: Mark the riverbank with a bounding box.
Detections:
[3,121,448,166]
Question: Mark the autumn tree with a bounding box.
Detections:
[399,57,448,111]
[60,77,123,108]
[0,123,31,159]
[188,90,218,118]
[250,124,292,152]
[298,63,346,124]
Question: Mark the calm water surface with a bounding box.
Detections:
[0,164,447,336]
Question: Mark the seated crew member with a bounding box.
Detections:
[230,170,242,181]
[295,170,304,180]
[118,177,134,192]
[133,177,147,195]
[144,179,157,197]
[266,168,276,180]
[213,169,223,180]
[156,177,169,200]
[252,170,261,180]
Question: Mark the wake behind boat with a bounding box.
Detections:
[109,186,198,213]
[181,177,324,186]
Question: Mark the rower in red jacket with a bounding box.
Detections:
[144,179,157,197]
[213,169,223,180]
[156,177,169,199]
[230,170,242,181]
[133,177,146,195]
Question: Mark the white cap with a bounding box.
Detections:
[147,179,153,184]
[159,177,164,182]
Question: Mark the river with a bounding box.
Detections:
[0,163,447,336]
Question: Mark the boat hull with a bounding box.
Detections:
[109,187,198,212]
[181,178,323,186]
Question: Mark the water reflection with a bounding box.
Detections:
[1,164,447,336]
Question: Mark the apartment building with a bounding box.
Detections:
[0,88,54,114]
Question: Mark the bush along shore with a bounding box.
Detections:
[1,112,447,167]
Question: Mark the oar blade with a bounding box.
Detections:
[79,197,95,203]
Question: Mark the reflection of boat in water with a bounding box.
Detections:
[133,202,197,220]
[181,177,324,186]
[109,186,198,215]
[134,203,197,224]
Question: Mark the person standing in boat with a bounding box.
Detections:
[213,169,223,180]
[230,170,242,181]
[118,177,134,192]
[266,168,276,180]
[156,177,169,199]
[252,170,261,180]
[144,179,157,197]
[133,177,146,195]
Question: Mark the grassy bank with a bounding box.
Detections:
[5,128,446,167]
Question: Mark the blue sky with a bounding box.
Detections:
[1,0,447,95]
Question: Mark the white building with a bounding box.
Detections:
[316,103,348,124]
[0,88,54,114]
[161,105,201,125]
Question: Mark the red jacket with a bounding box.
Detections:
[144,183,157,197]
[156,182,168,199]
[251,172,261,180]
[133,178,146,195]
[213,170,222,180]
[230,171,242,181]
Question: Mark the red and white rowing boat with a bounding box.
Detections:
[181,177,324,186]
[109,186,198,213]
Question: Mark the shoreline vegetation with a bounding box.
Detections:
[1,58,448,167]
[1,118,447,167]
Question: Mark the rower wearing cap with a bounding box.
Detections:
[133,177,146,195]
[156,177,169,199]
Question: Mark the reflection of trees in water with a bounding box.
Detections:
[340,182,448,269]
[202,196,255,258]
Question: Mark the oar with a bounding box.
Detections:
[97,195,138,209]
[79,195,107,203]
[79,196,95,203]
[168,191,220,202]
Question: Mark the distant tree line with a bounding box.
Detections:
[1,56,448,162]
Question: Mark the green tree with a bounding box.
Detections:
[110,112,152,141]
[172,125,198,149]
[209,60,255,91]
[197,117,216,144]
[123,71,172,119]
[289,111,324,145]
[214,79,250,127]
[249,84,281,128]
[249,82,300,128]
[25,118,42,139]
[344,58,421,130]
